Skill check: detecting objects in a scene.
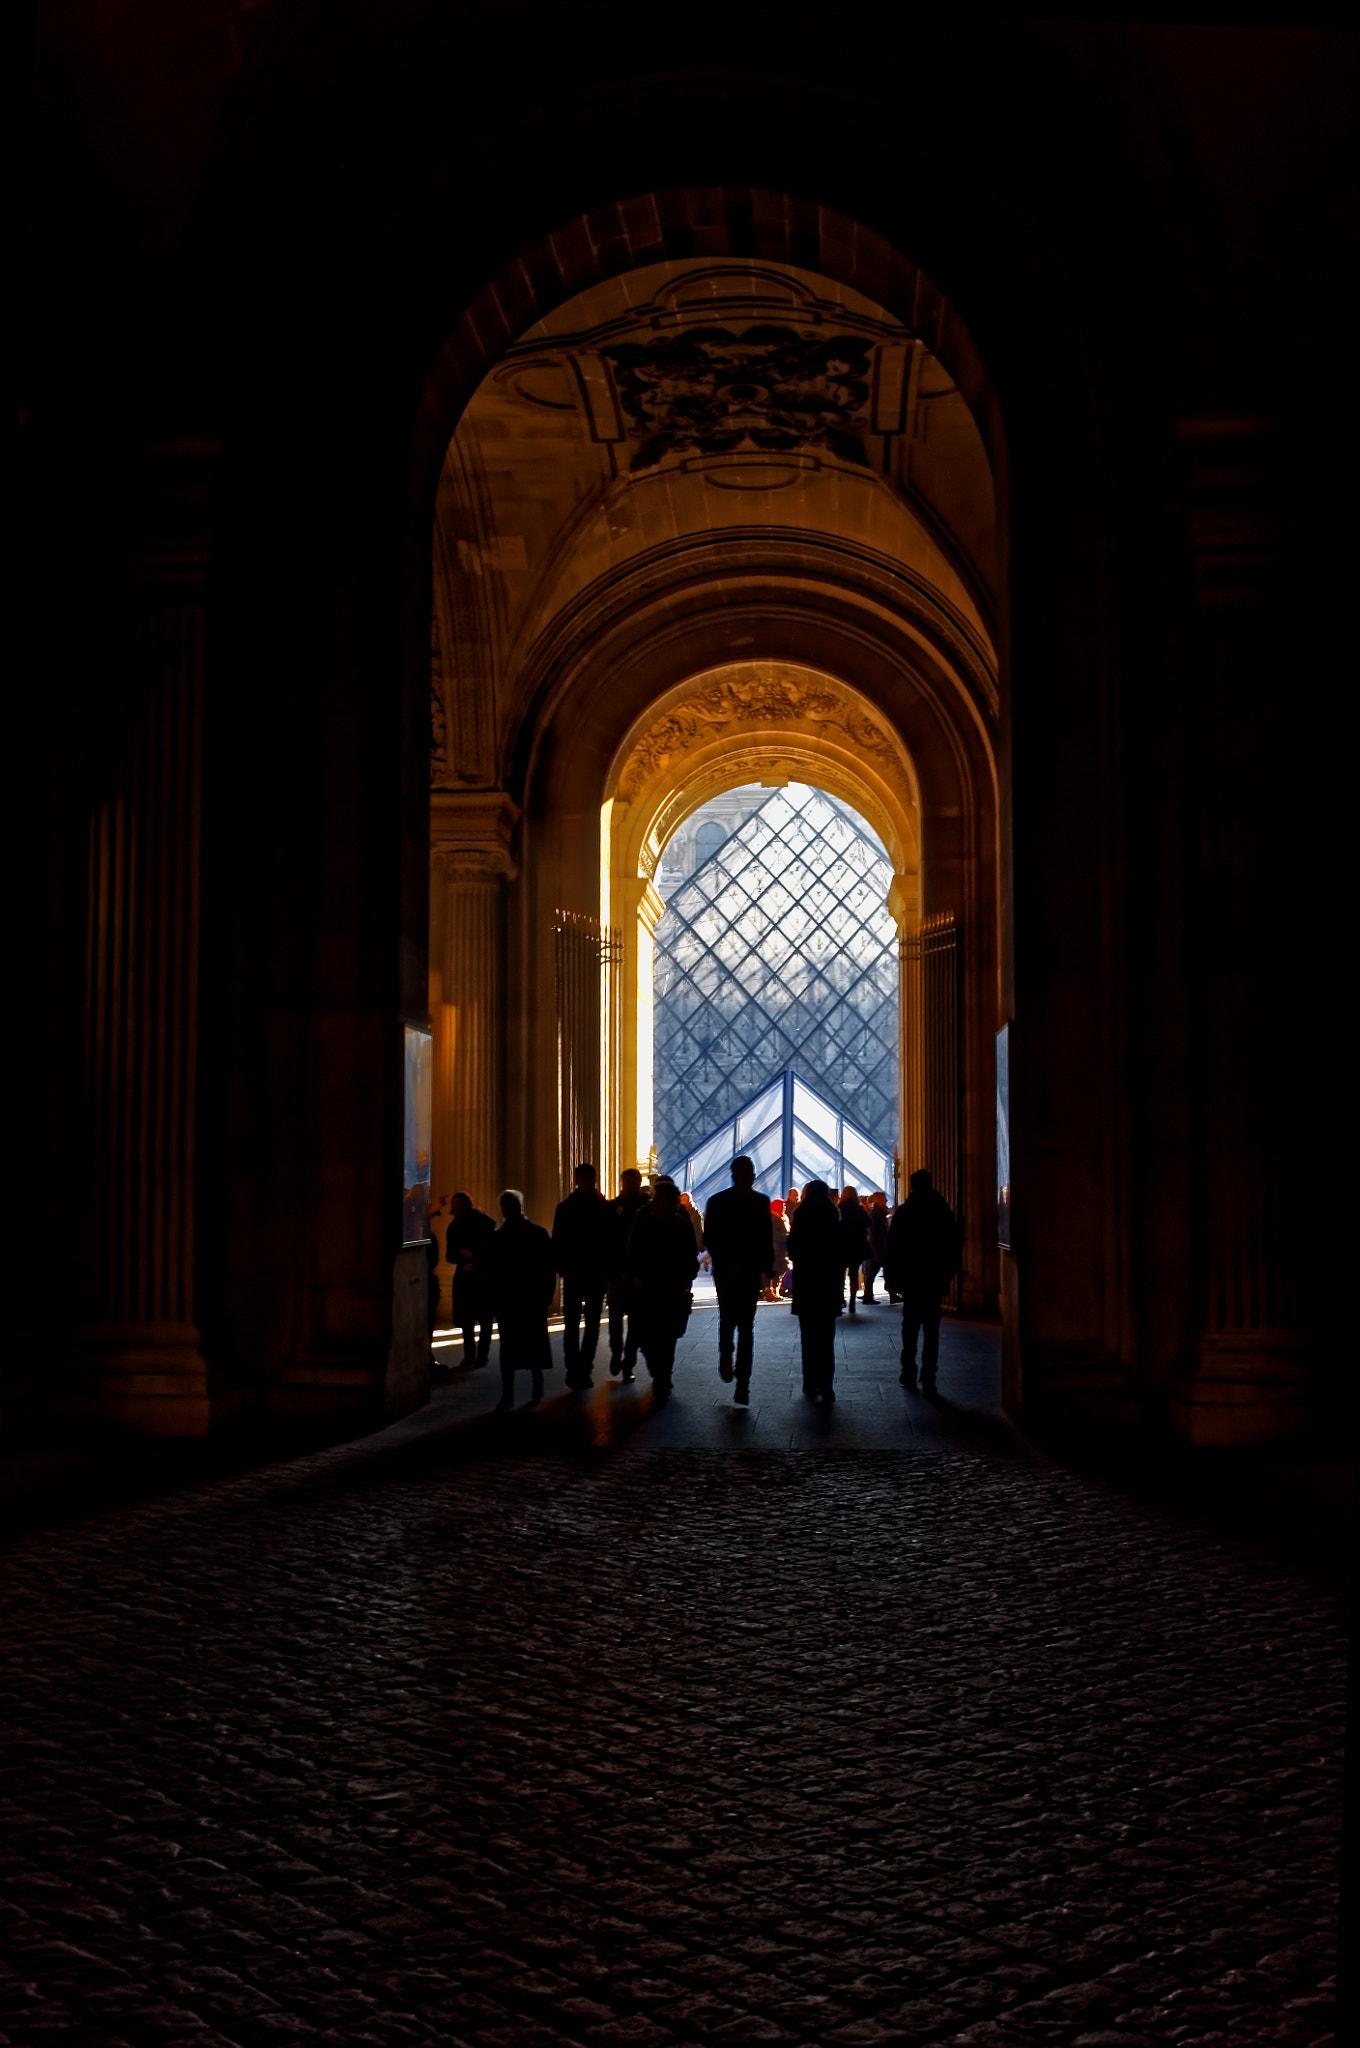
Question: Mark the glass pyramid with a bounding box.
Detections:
[654,784,899,1180]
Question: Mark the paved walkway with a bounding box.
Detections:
[1,1305,1345,2045]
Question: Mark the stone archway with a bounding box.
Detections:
[601,660,923,1196]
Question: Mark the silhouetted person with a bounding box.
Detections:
[766,1198,789,1300]
[838,1186,870,1315]
[624,1176,698,1406]
[606,1167,650,1382]
[788,1180,844,1403]
[552,1162,612,1391]
[490,1190,555,1412]
[703,1155,774,1406]
[886,1169,961,1394]
[447,1191,495,1370]
[862,1191,890,1304]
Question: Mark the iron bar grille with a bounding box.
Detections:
[555,911,608,1189]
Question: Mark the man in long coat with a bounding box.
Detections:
[446,1191,495,1370]
[702,1155,774,1406]
[489,1190,557,1412]
[885,1169,961,1394]
[552,1162,612,1391]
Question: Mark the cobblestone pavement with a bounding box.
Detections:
[1,1315,1345,2046]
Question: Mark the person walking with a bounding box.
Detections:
[787,1180,844,1402]
[702,1156,774,1406]
[552,1162,612,1391]
[624,1176,698,1406]
[606,1167,651,1382]
[446,1191,496,1370]
[765,1198,789,1300]
[678,1189,704,1252]
[489,1190,556,1412]
[885,1169,961,1395]
[838,1186,871,1316]
[862,1190,890,1304]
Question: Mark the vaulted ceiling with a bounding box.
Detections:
[431,259,998,794]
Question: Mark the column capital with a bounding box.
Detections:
[431,789,520,878]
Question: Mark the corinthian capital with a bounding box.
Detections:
[431,790,521,879]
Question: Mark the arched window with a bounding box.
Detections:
[693,821,726,869]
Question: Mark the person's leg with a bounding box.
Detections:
[862,1260,879,1304]
[607,1277,625,1371]
[717,1290,736,1380]
[845,1261,858,1314]
[531,1326,549,1404]
[734,1288,758,1392]
[799,1315,817,1395]
[822,1314,837,1397]
[900,1299,923,1384]
[475,1309,492,1367]
[561,1275,582,1379]
[580,1284,605,1370]
[649,1329,677,1401]
[921,1299,943,1389]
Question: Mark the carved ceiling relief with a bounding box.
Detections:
[600,328,874,472]
[616,668,901,805]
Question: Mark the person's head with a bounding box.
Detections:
[870,1190,887,1210]
[803,1179,834,1208]
[841,1185,858,1205]
[730,1155,755,1192]
[770,1198,784,1218]
[678,1190,695,1210]
[620,1167,642,1195]
[451,1191,472,1221]
[574,1162,597,1190]
[499,1188,524,1220]
[910,1169,933,1193]
[651,1176,679,1218]
[785,1186,800,1208]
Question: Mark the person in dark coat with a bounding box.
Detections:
[446,1191,495,1370]
[885,1169,961,1394]
[552,1162,612,1391]
[606,1167,650,1382]
[838,1186,871,1315]
[489,1190,556,1412]
[862,1191,890,1304]
[787,1180,845,1403]
[702,1155,775,1405]
[624,1176,698,1406]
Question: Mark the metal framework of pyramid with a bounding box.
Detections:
[653,783,899,1195]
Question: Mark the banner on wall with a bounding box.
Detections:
[403,1026,433,1244]
[996,1022,1011,1250]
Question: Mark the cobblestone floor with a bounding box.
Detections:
[1,1311,1345,2046]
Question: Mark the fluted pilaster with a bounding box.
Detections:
[430,793,519,1310]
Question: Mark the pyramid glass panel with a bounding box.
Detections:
[654,782,899,1175]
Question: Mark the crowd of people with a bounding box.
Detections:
[428,1161,961,1414]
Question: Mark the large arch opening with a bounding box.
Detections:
[426,244,1002,1322]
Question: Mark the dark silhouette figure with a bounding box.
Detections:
[838,1186,871,1314]
[446,1192,496,1370]
[552,1162,612,1391]
[624,1177,698,1406]
[606,1167,650,1382]
[787,1180,844,1403]
[863,1191,890,1303]
[702,1156,774,1405]
[885,1169,961,1394]
[489,1190,556,1412]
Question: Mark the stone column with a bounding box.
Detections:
[57,441,222,1434]
[1171,420,1327,1444]
[430,793,518,1310]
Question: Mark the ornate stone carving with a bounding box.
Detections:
[430,620,450,784]
[616,667,895,800]
[600,328,873,472]
[430,790,520,878]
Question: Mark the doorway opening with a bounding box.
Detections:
[653,782,899,1206]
